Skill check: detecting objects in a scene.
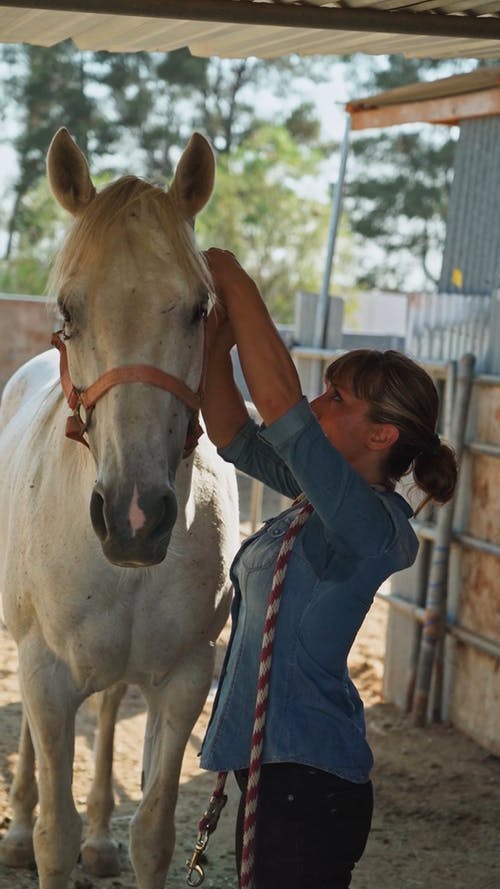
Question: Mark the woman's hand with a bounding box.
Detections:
[205,248,256,355]
[204,248,262,312]
[204,252,235,355]
[200,249,252,447]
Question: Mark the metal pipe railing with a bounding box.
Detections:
[377,589,500,662]
[411,520,500,560]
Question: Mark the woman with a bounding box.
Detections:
[199,248,457,889]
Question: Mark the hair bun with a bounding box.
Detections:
[422,433,441,456]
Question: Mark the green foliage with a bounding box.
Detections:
[197,125,331,322]
[0,256,49,296]
[0,177,62,293]
[0,173,112,295]
[0,43,340,316]
[3,43,493,302]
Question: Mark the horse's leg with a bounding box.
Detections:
[0,711,37,867]
[18,639,82,889]
[80,681,127,876]
[130,642,215,889]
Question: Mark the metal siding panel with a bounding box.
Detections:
[439,117,500,294]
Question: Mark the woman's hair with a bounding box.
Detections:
[325,349,458,506]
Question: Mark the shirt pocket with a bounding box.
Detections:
[239,516,293,571]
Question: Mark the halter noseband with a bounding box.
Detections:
[51,330,206,457]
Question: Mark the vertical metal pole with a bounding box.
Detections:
[310,114,351,395]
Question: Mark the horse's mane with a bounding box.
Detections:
[47,176,213,302]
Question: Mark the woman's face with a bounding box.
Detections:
[309,382,377,466]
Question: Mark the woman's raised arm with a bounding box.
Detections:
[204,248,303,427]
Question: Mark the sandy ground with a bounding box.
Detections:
[0,508,499,888]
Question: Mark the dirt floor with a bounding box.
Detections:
[0,515,499,888]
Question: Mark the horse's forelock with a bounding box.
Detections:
[47,176,213,302]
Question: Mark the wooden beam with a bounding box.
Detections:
[348,86,500,130]
[2,0,500,41]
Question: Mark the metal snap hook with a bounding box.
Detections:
[186,831,209,886]
[186,860,205,887]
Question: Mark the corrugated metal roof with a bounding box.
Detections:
[346,64,500,128]
[347,65,500,110]
[0,1,499,60]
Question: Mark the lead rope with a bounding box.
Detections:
[186,500,313,888]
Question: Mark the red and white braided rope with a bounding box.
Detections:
[240,500,313,888]
[188,499,312,889]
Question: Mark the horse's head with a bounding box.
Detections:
[47,127,216,567]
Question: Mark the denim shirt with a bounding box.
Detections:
[200,398,418,783]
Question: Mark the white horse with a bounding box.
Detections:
[0,128,239,889]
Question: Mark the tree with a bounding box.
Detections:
[0,41,125,260]
[343,55,480,291]
[0,43,340,316]
[197,123,334,322]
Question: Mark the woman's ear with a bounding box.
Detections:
[367,424,400,451]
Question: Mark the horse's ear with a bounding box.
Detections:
[170,133,215,221]
[47,128,96,216]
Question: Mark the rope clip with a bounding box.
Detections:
[185,830,209,886]
[185,791,227,886]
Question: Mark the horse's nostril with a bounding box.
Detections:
[90,490,107,541]
[151,493,178,541]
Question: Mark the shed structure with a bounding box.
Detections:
[344,67,500,752]
[347,66,500,300]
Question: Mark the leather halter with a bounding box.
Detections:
[51,329,206,457]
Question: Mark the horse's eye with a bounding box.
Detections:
[192,301,208,324]
[57,298,71,324]
[57,298,73,339]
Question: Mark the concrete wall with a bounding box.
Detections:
[0,296,53,394]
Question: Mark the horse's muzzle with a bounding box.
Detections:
[90,485,178,567]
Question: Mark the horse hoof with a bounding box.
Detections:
[0,828,35,868]
[80,839,121,877]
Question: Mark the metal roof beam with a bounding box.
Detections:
[3,1,500,41]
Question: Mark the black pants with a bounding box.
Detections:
[235,763,373,889]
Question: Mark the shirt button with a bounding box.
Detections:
[269,523,287,536]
